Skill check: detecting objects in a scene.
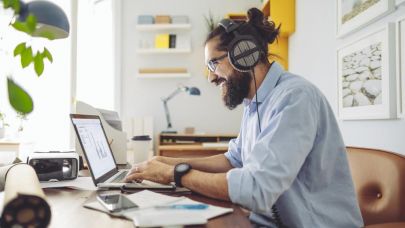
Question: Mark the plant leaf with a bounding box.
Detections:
[12,20,30,34]
[21,46,33,68]
[13,42,26,56]
[34,52,44,76]
[7,78,34,114]
[3,0,12,8]
[11,14,37,35]
[11,0,20,13]
[26,14,37,33]
[42,48,53,62]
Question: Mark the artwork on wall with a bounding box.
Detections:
[337,23,396,119]
[337,0,395,37]
[397,16,405,117]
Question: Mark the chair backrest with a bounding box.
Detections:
[346,147,405,225]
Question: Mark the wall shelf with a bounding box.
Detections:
[136,24,191,31]
[137,73,191,79]
[136,48,191,54]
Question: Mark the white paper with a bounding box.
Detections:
[130,209,207,227]
[83,190,233,227]
[123,191,233,227]
[125,190,183,208]
[40,177,97,191]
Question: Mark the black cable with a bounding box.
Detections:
[251,64,286,228]
[252,67,261,132]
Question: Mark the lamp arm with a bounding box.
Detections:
[163,100,172,129]
[162,87,183,102]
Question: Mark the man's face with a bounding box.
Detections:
[205,38,251,110]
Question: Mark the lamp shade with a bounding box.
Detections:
[188,87,201,96]
[17,0,70,39]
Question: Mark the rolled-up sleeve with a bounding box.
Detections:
[226,88,319,214]
[224,134,243,168]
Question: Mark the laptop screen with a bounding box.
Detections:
[71,116,116,179]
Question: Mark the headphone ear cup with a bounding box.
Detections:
[228,39,261,72]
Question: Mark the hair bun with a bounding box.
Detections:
[247,8,264,26]
[246,7,280,45]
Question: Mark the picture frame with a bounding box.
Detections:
[337,0,395,37]
[337,23,397,120]
[397,16,405,117]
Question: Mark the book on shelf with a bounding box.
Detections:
[155,34,170,48]
[169,34,176,48]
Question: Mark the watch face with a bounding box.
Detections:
[176,163,189,172]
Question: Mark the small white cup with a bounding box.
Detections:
[128,135,151,164]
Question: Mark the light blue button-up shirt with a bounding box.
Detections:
[224,62,364,228]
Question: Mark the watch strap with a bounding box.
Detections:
[174,163,191,187]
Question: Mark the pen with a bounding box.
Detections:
[155,204,209,210]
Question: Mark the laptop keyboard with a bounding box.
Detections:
[111,171,128,183]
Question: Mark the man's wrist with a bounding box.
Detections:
[158,156,188,166]
[166,165,175,182]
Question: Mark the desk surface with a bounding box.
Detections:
[44,188,252,227]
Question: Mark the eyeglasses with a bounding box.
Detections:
[207,53,227,73]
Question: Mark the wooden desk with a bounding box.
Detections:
[44,188,252,227]
[158,133,237,158]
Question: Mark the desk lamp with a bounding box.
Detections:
[17,0,70,39]
[162,85,201,134]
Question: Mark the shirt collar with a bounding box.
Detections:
[243,62,284,106]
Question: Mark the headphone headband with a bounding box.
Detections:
[218,19,241,33]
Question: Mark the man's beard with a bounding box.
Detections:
[222,70,252,110]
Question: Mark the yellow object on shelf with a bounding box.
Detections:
[226,13,247,21]
[155,34,170,49]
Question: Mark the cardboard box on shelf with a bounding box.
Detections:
[137,15,154,24]
[155,15,171,24]
[172,15,189,24]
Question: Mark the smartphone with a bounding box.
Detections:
[96,193,138,212]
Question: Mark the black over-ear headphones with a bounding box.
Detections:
[218,19,262,72]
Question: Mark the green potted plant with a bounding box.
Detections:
[1,0,70,116]
[203,10,218,33]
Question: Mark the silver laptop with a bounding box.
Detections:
[70,114,175,189]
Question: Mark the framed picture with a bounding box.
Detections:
[397,16,405,117]
[337,23,396,120]
[337,0,395,37]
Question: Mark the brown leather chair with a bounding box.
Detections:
[346,147,405,228]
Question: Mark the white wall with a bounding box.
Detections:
[121,0,262,136]
[289,1,405,154]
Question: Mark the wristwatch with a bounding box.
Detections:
[174,163,192,187]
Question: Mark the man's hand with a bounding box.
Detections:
[124,159,174,184]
